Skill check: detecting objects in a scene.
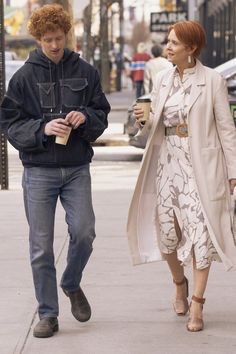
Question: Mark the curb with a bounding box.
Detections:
[110,106,129,112]
[93,146,143,161]
[92,135,129,147]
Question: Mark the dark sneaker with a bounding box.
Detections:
[63,287,91,322]
[33,317,59,338]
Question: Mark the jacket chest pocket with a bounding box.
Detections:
[60,78,88,108]
[37,82,56,109]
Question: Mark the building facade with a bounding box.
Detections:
[197,0,236,67]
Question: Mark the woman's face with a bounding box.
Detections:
[166,29,192,66]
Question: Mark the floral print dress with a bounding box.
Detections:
[156,66,220,269]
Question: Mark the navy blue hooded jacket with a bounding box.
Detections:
[0,48,110,166]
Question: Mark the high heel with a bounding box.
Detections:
[172,276,189,316]
[187,295,205,332]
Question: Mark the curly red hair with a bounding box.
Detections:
[28,4,72,40]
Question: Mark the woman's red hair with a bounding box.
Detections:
[168,21,206,57]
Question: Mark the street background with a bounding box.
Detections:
[1,88,236,354]
[1,0,236,352]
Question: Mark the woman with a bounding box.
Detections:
[127,21,236,332]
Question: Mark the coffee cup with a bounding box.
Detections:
[55,124,72,145]
[136,97,151,125]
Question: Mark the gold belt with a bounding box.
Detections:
[165,123,188,138]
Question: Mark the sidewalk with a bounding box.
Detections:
[1,89,236,354]
[2,159,236,354]
[93,88,144,161]
[106,88,135,111]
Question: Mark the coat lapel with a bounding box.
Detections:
[187,60,206,114]
[152,68,175,126]
[151,60,206,136]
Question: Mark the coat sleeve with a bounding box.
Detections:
[213,75,236,179]
[150,70,163,118]
[0,78,47,153]
[76,70,110,142]
[143,63,151,94]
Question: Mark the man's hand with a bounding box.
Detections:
[230,179,236,195]
[65,111,86,129]
[44,118,71,137]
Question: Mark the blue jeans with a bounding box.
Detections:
[22,164,95,319]
[135,80,144,98]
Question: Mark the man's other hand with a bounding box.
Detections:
[65,111,86,129]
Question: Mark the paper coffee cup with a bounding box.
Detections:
[55,126,72,145]
[136,98,151,125]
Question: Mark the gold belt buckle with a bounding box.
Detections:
[176,123,188,137]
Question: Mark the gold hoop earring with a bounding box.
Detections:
[188,55,192,64]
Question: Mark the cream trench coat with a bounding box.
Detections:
[127,60,236,270]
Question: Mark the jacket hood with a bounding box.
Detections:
[25,48,77,68]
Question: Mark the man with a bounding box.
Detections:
[143,44,172,94]
[130,42,150,98]
[0,4,110,338]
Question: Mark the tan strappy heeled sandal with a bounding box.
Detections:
[187,295,205,332]
[172,276,189,316]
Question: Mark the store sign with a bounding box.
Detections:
[150,11,188,32]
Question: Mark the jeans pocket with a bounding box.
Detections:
[60,78,88,108]
[37,82,56,109]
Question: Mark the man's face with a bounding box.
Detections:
[39,28,66,64]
